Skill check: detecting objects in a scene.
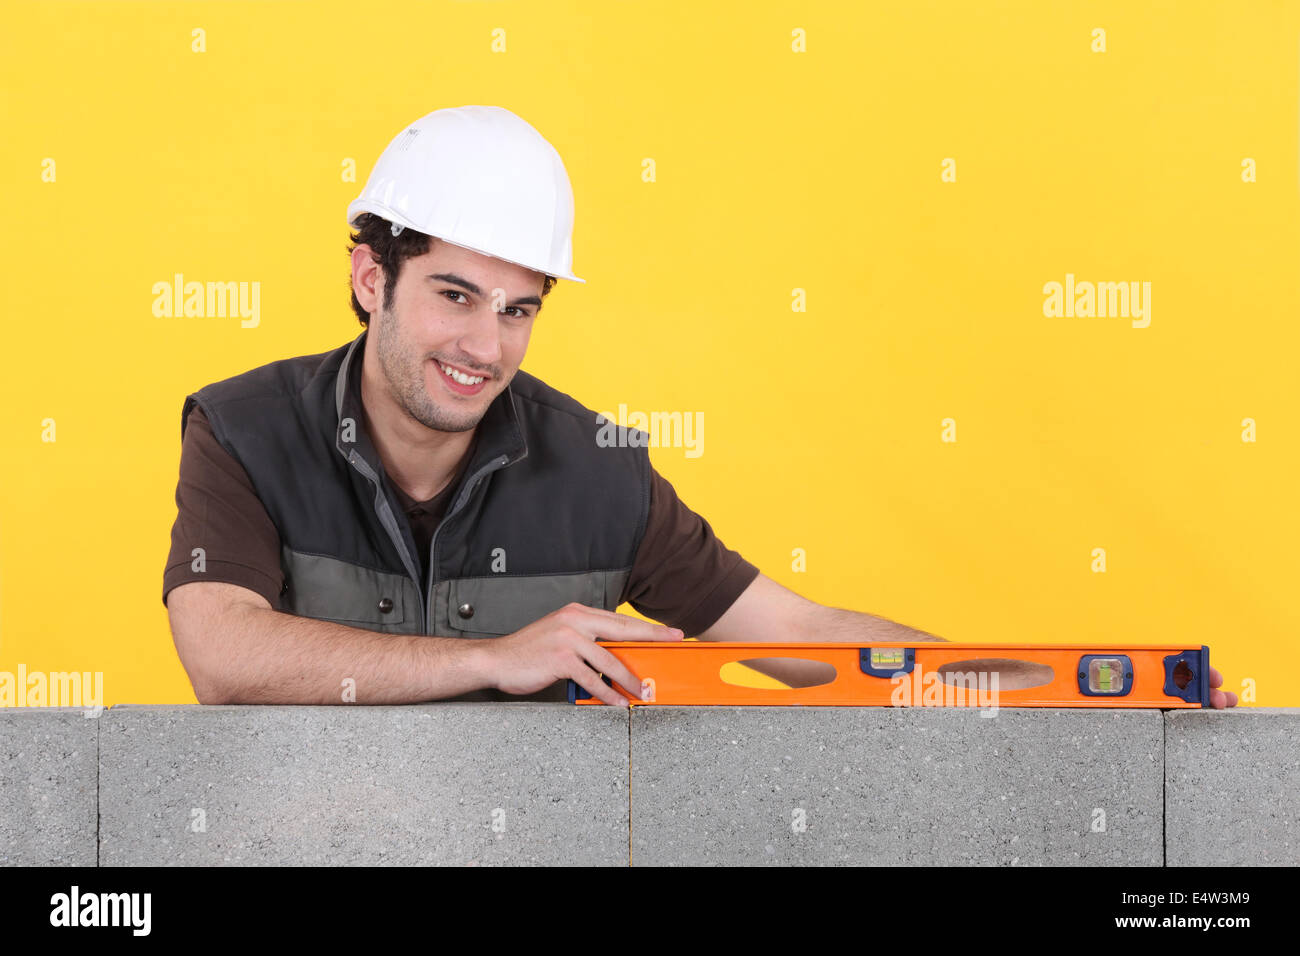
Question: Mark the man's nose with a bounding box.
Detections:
[456,304,505,366]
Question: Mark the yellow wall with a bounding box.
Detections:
[1,1,1294,705]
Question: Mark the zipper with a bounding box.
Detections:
[424,454,511,635]
[345,449,429,629]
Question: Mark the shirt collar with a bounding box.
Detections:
[334,328,528,477]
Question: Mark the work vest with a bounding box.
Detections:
[181,329,651,701]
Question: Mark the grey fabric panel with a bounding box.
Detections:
[443,570,630,637]
[280,546,420,634]
[602,568,631,610]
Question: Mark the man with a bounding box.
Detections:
[162,106,1237,710]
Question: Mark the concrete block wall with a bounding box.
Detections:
[630,707,1164,865]
[1,705,1294,865]
[1165,709,1299,866]
[0,708,97,866]
[99,705,628,866]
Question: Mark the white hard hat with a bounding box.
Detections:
[347,105,584,283]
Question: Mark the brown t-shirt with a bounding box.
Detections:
[163,405,759,636]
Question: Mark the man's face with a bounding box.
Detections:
[368,241,545,433]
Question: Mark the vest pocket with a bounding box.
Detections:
[445,570,628,637]
[280,546,415,632]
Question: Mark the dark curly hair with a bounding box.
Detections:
[347,212,558,327]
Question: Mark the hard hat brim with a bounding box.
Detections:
[346,201,585,284]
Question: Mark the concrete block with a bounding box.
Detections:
[1166,708,1299,866]
[99,704,628,866]
[630,707,1162,865]
[0,708,99,866]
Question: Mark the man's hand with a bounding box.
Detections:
[483,603,683,707]
[1208,666,1238,709]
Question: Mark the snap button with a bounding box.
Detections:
[279,580,289,596]
[457,603,474,620]
[377,597,394,613]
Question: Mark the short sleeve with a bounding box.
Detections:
[162,404,285,608]
[622,465,760,636]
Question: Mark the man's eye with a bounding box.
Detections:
[441,290,527,317]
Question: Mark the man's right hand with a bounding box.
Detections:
[483,603,683,707]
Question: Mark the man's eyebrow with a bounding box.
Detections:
[428,273,542,308]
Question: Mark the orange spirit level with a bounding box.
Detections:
[567,642,1211,708]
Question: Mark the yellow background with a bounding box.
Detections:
[1,1,1295,705]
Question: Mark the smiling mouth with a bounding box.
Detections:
[430,359,492,397]
[435,360,488,386]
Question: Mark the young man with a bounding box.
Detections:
[162,106,1237,709]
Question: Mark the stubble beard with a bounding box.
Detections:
[374,296,485,434]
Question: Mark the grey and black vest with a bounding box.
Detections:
[182,329,650,701]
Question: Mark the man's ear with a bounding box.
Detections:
[351,244,383,315]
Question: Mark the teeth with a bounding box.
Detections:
[438,362,485,386]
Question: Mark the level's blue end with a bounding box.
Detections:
[568,674,613,703]
[1162,647,1211,706]
[1199,645,1211,707]
[860,646,915,678]
[1077,654,1134,697]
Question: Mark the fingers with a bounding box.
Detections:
[570,660,629,708]
[546,605,680,705]
[560,604,684,643]
[1209,687,1239,709]
[580,641,646,702]
[1208,668,1239,708]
